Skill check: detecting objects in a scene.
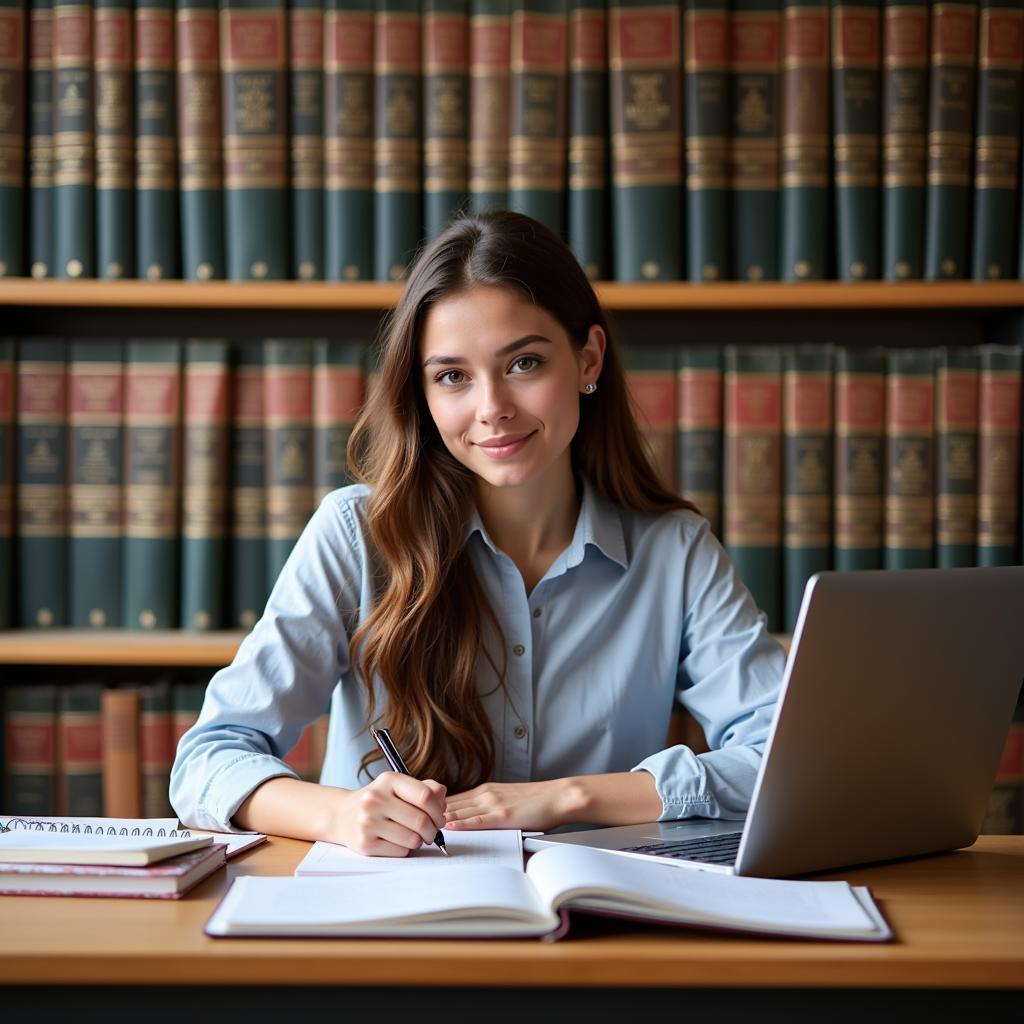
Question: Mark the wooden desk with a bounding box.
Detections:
[3,836,1023,1020]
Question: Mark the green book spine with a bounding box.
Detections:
[16,338,67,627]
[0,339,11,627]
[469,0,509,213]
[58,683,103,816]
[4,685,57,816]
[314,340,365,499]
[723,346,782,632]
[0,0,26,278]
[123,340,181,629]
[783,345,833,634]
[676,346,722,536]
[176,0,225,281]
[567,0,608,280]
[181,339,229,630]
[423,0,469,240]
[221,0,288,280]
[977,344,1022,566]
[623,346,676,490]
[609,0,683,280]
[324,0,373,281]
[374,0,422,282]
[230,344,266,629]
[881,0,928,280]
[508,0,568,234]
[685,0,729,282]
[832,0,881,281]
[290,0,324,280]
[780,0,829,281]
[970,0,1023,281]
[833,346,885,570]
[264,340,314,586]
[95,0,133,280]
[934,346,978,567]
[924,1,978,280]
[140,677,174,817]
[135,0,178,279]
[730,0,780,282]
[69,339,123,628]
[53,0,94,279]
[28,0,53,279]
[884,348,935,568]
[171,678,206,748]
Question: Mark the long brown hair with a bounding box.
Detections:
[348,211,697,788]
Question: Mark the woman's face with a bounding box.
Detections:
[419,285,603,494]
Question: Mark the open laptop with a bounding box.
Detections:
[524,566,1024,877]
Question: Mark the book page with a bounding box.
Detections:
[294,828,523,875]
[208,865,554,937]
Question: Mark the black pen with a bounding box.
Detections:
[371,727,448,856]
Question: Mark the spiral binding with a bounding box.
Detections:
[0,817,193,838]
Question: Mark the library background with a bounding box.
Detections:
[0,0,1022,833]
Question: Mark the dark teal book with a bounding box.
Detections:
[884,348,935,569]
[57,683,103,816]
[731,0,780,282]
[508,0,569,235]
[28,0,54,279]
[53,0,94,279]
[832,0,881,280]
[95,0,133,279]
[69,340,123,628]
[374,0,422,281]
[567,0,609,280]
[289,0,325,279]
[780,0,829,280]
[924,1,978,280]
[123,340,181,629]
[676,346,722,536]
[970,0,1023,281]
[0,338,12,627]
[176,0,226,281]
[222,0,288,280]
[423,0,469,241]
[16,338,67,628]
[934,347,978,568]
[181,340,229,630]
[609,0,683,280]
[881,0,929,280]
[685,0,730,281]
[4,686,57,816]
[468,0,510,214]
[0,0,26,278]
[314,340,366,498]
[782,345,833,634]
[324,0,374,281]
[723,346,783,632]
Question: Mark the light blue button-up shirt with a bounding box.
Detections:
[170,480,785,833]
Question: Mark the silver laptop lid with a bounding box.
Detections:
[736,566,1024,878]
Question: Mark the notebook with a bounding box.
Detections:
[0,843,226,899]
[206,843,892,941]
[0,829,213,866]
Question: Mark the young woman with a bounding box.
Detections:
[170,212,785,855]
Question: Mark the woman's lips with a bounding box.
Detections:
[474,431,536,458]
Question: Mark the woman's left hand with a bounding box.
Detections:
[444,778,586,833]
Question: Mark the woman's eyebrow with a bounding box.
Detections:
[422,334,552,368]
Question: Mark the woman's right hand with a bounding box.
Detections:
[326,772,447,856]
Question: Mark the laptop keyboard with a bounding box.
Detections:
[621,831,743,866]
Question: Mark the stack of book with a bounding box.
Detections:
[0,0,1020,283]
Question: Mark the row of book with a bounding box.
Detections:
[1,678,329,819]
[0,1,1023,285]
[1,337,1022,635]
[4,678,1022,831]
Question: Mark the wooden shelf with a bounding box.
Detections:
[0,630,245,666]
[2,278,1024,312]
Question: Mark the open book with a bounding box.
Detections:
[206,843,892,941]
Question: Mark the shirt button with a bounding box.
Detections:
[512,644,526,657]
[532,608,542,618]
[514,725,527,740]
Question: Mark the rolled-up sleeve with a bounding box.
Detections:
[169,490,368,832]
[631,517,785,821]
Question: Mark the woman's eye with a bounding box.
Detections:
[436,369,465,386]
[511,356,539,373]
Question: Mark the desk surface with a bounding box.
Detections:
[3,835,1023,989]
